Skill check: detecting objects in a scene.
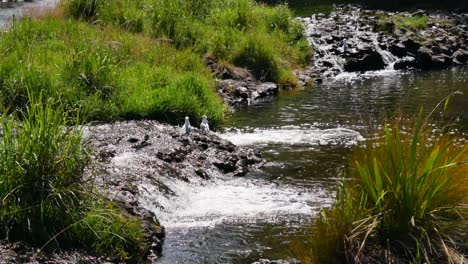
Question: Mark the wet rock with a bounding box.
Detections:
[344,50,385,72]
[416,46,434,69]
[218,79,278,107]
[431,54,451,68]
[412,9,427,17]
[389,42,407,57]
[394,57,416,70]
[0,241,101,263]
[81,121,263,260]
[401,38,421,54]
[453,49,468,64]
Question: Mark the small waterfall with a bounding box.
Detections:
[301,5,400,78]
[139,175,331,229]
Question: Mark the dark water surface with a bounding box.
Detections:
[158,68,468,263]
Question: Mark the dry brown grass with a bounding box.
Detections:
[24,5,64,20]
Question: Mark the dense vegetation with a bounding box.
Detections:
[0,0,311,127]
[293,107,468,263]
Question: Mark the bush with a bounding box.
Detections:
[296,107,468,263]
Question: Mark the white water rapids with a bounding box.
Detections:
[138,126,362,230]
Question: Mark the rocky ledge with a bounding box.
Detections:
[301,5,468,77]
[84,121,263,260]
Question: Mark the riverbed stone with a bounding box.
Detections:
[344,50,386,72]
[453,48,468,63]
[394,57,417,70]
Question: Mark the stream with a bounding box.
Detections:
[155,67,468,264]
[1,2,467,263]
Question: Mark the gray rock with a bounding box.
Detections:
[389,42,407,57]
[253,259,301,264]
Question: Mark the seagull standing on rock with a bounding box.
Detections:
[200,115,210,134]
[183,116,191,134]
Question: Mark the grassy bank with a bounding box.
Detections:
[0,17,224,126]
[293,109,467,263]
[0,0,311,127]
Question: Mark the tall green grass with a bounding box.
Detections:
[0,18,225,127]
[0,92,150,261]
[63,0,311,83]
[295,109,468,263]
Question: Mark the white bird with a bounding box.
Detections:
[183,116,191,134]
[342,38,348,53]
[200,115,210,133]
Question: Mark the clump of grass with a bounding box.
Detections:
[295,102,468,263]
[393,15,428,31]
[375,14,429,34]
[232,33,280,82]
[0,91,88,243]
[0,91,150,261]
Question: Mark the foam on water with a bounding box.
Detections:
[140,176,332,229]
[218,126,364,146]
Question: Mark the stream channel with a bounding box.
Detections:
[156,68,468,264]
[1,2,467,263]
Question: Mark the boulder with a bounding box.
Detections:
[389,42,407,57]
[415,47,434,69]
[394,57,416,70]
[401,38,421,54]
[344,50,386,72]
[453,49,468,64]
[431,55,450,68]
[253,259,300,264]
